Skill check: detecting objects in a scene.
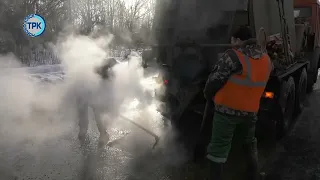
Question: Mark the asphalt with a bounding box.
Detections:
[1,66,320,180]
[263,81,320,180]
[0,65,191,180]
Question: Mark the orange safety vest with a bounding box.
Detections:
[213,49,272,113]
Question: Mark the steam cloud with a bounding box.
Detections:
[0,0,249,179]
[0,33,185,179]
[0,35,155,142]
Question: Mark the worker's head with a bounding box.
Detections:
[231,26,253,46]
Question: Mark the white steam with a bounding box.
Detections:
[0,34,186,179]
[0,33,167,147]
[0,54,68,144]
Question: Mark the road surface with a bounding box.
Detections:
[0,65,320,180]
[0,64,190,180]
[263,81,320,180]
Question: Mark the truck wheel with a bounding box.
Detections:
[295,68,307,113]
[278,77,295,137]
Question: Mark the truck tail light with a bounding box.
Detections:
[163,79,169,85]
[263,91,274,99]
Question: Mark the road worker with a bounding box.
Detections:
[77,58,118,148]
[77,56,151,148]
[203,26,272,180]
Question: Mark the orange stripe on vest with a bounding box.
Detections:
[213,49,272,113]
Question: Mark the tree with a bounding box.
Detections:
[0,0,156,63]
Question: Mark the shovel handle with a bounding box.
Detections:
[119,115,160,149]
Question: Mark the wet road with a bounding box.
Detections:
[264,81,320,180]
[0,65,191,180]
[0,97,186,180]
[1,65,320,180]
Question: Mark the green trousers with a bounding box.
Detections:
[206,112,257,163]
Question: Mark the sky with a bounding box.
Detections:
[124,0,134,7]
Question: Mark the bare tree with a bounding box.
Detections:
[0,0,156,63]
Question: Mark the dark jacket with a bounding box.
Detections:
[95,58,118,79]
[203,41,272,117]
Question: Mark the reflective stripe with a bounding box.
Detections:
[229,77,267,86]
[229,51,270,87]
[207,154,227,163]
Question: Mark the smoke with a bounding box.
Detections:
[160,0,247,40]
[53,34,160,135]
[0,32,186,178]
[0,54,69,145]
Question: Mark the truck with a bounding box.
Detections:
[149,0,320,143]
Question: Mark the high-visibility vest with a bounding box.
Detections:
[213,49,272,113]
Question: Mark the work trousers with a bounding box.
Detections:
[77,97,109,137]
[206,112,260,179]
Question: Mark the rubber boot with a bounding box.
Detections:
[244,139,262,180]
[95,113,110,148]
[98,131,110,148]
[206,159,223,180]
[77,104,89,146]
[78,130,87,146]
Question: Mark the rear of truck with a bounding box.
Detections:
[152,0,319,138]
[153,0,248,124]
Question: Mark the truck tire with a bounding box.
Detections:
[278,77,295,137]
[295,68,307,113]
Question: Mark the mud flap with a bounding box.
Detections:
[295,68,307,113]
[306,48,320,92]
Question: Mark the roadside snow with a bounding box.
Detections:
[25,64,65,83]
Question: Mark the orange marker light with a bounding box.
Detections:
[263,92,274,99]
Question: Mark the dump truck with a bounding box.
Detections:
[149,0,320,140]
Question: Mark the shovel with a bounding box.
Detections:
[117,115,160,149]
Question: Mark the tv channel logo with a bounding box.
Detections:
[23,14,46,37]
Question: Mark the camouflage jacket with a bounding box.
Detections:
[203,41,269,118]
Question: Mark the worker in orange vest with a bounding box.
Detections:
[203,26,272,180]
